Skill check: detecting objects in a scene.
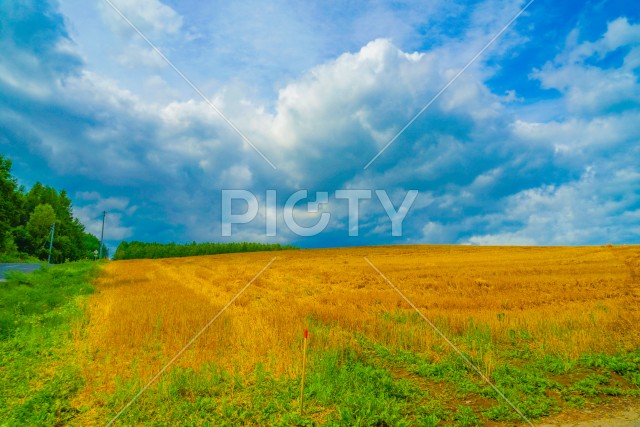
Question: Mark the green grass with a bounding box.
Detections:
[346,330,640,425]
[0,261,98,426]
[0,253,43,263]
[103,347,452,426]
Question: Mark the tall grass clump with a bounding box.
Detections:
[0,261,98,426]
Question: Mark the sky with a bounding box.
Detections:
[1,0,639,253]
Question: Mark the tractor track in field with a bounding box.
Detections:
[607,245,640,284]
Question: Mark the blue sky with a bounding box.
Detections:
[1,0,639,252]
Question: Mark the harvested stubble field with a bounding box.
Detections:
[75,245,640,426]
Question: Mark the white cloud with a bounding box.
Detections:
[466,166,640,245]
[73,194,136,240]
[96,0,183,70]
[220,165,253,188]
[468,233,536,245]
[99,0,183,36]
[4,2,639,247]
[567,17,640,61]
[266,38,504,188]
[533,17,640,116]
[116,46,167,69]
[422,221,460,244]
[511,111,640,159]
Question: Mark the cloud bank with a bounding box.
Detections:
[1,0,638,250]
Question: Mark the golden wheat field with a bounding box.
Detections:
[74,245,640,425]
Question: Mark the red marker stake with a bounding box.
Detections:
[300,329,308,415]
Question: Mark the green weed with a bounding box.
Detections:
[0,261,98,426]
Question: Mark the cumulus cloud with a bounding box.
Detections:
[73,192,136,240]
[1,1,639,248]
[466,166,640,245]
[99,0,183,36]
[265,37,507,189]
[532,17,640,116]
[96,0,184,70]
[406,15,640,246]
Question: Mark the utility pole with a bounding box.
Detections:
[47,222,56,264]
[99,211,106,259]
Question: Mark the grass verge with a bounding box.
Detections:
[0,261,98,426]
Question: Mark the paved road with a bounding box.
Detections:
[0,263,42,281]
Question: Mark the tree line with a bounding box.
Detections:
[0,154,106,263]
[113,241,296,260]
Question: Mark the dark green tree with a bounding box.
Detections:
[0,154,104,262]
[26,203,56,259]
[0,155,22,252]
